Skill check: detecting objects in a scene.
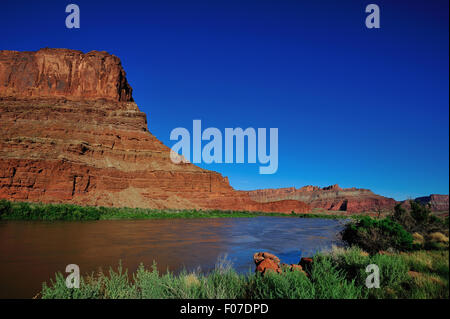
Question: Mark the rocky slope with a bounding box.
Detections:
[0,48,309,214]
[247,184,397,213]
[408,195,449,212]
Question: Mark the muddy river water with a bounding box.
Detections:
[0,217,346,298]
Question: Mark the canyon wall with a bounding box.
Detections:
[0,48,133,102]
[0,48,309,214]
[2,49,444,215]
[403,195,449,212]
[247,185,449,214]
[414,194,449,212]
[247,184,397,213]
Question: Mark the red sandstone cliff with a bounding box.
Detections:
[0,48,309,214]
[0,49,133,102]
[414,195,449,212]
[247,184,398,213]
[401,195,449,213]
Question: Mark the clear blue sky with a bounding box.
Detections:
[1,0,448,200]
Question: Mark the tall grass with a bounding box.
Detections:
[325,246,448,299]
[40,248,448,299]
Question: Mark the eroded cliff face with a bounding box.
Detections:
[0,48,309,213]
[247,184,397,213]
[415,195,449,212]
[0,49,133,102]
[403,195,449,212]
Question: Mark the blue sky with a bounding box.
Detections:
[1,0,448,200]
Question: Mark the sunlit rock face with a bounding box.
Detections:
[247,185,398,213]
[0,48,310,213]
[0,48,133,102]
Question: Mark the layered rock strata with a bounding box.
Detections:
[0,48,310,214]
[247,184,397,213]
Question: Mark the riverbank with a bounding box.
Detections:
[0,216,345,298]
[39,247,449,299]
[0,200,358,221]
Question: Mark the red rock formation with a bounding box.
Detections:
[247,185,397,213]
[254,252,307,276]
[253,252,282,275]
[0,49,133,102]
[414,195,449,212]
[0,48,310,214]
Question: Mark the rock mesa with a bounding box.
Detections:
[0,48,310,214]
[247,184,397,213]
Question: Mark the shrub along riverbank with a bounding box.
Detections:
[0,199,354,221]
[2,199,448,299]
[342,202,449,253]
[39,247,449,299]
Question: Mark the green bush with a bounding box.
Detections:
[393,203,407,221]
[342,216,413,253]
[330,247,408,288]
[410,201,431,224]
[41,272,104,299]
[0,201,103,221]
[329,246,370,282]
[391,201,448,237]
[0,199,12,217]
[309,254,366,299]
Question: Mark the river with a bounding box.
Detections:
[0,217,346,298]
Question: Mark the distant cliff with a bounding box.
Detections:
[247,184,397,213]
[248,185,449,214]
[406,195,449,212]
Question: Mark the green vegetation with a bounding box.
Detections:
[39,247,448,299]
[0,199,353,221]
[335,201,449,298]
[342,216,414,253]
[0,199,285,221]
[3,198,447,299]
[326,246,448,299]
[342,202,449,253]
[393,202,449,237]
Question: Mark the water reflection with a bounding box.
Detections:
[0,217,346,298]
